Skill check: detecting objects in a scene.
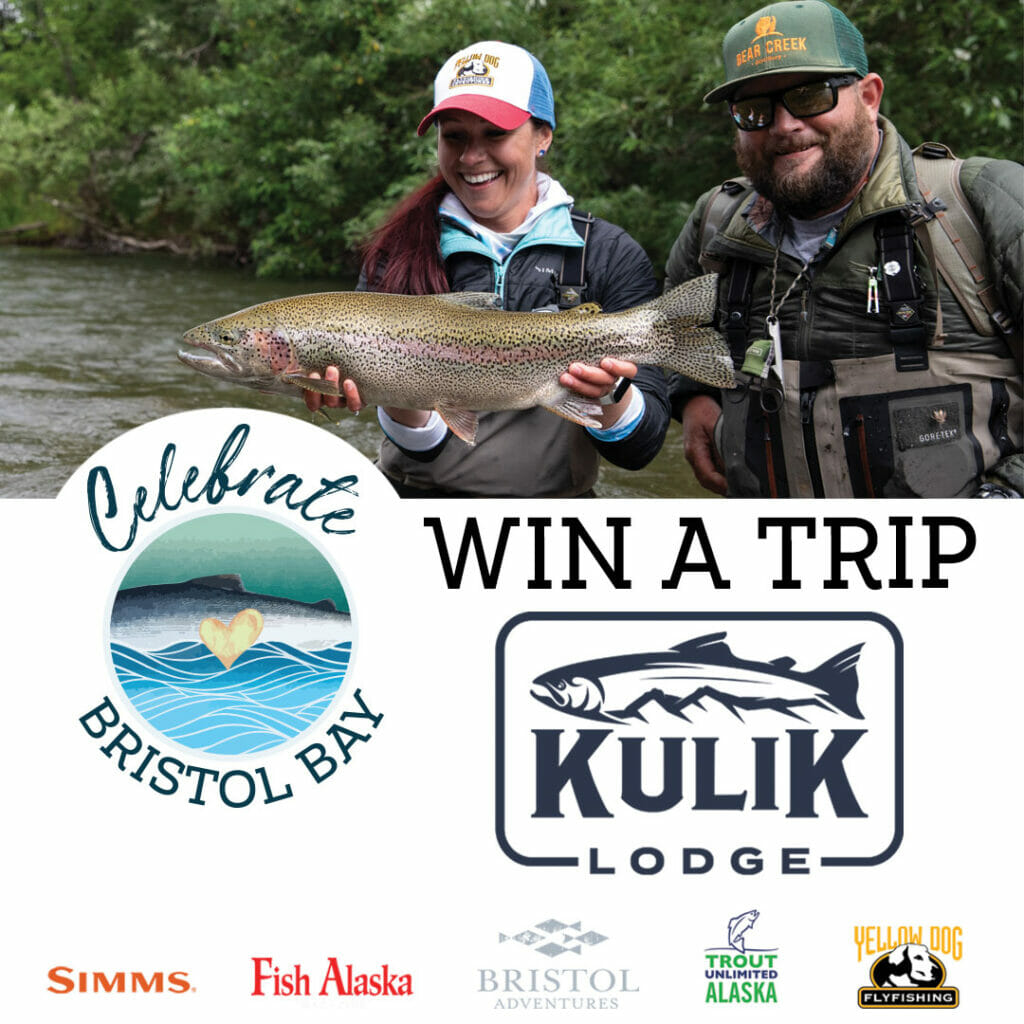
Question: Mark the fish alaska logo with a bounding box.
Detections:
[703,909,780,1004]
[81,513,382,808]
[496,613,902,877]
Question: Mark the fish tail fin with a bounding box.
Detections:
[810,643,865,718]
[649,274,736,389]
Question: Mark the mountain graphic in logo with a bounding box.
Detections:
[530,632,864,725]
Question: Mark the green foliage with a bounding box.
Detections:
[1,0,1020,275]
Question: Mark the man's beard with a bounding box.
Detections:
[734,104,877,219]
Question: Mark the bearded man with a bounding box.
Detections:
[666,0,1022,498]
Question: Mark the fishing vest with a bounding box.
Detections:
[697,139,1022,498]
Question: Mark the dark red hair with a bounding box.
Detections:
[360,174,451,295]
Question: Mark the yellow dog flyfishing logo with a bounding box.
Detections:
[735,15,808,70]
[450,52,502,89]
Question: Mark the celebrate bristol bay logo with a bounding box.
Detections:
[65,411,389,810]
[495,613,902,876]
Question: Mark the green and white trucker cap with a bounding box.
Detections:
[704,0,868,103]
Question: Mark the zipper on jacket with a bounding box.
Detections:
[800,388,825,498]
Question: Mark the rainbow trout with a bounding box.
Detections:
[179,274,735,444]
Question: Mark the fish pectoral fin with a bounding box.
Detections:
[562,302,603,316]
[283,373,342,396]
[542,394,603,429]
[431,291,501,309]
[435,405,480,445]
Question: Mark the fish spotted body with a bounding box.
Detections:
[179,275,735,443]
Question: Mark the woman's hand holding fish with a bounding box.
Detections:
[304,357,638,430]
[303,366,360,413]
[561,357,638,428]
[302,366,431,426]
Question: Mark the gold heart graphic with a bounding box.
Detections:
[199,608,264,669]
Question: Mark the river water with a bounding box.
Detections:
[0,247,706,498]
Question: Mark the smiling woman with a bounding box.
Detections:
[300,40,673,499]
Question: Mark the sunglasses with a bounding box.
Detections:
[729,75,859,131]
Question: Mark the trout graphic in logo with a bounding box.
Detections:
[530,632,864,725]
[497,613,902,876]
[704,908,779,1004]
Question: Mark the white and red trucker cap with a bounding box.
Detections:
[417,40,556,135]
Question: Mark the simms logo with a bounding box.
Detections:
[47,967,192,994]
[496,613,902,876]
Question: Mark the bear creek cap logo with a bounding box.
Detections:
[735,13,807,73]
[496,613,902,877]
[856,926,961,1008]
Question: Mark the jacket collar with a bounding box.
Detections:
[718,115,919,257]
[438,174,583,262]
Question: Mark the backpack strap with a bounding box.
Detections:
[875,212,930,371]
[698,177,751,273]
[912,142,1016,342]
[557,209,595,309]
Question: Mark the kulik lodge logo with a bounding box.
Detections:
[495,613,902,876]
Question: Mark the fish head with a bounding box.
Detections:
[178,308,303,391]
[530,671,605,717]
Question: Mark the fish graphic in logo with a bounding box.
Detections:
[704,908,780,1005]
[728,910,759,953]
[108,513,353,755]
[530,632,864,725]
[498,920,608,959]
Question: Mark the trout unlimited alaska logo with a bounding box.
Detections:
[496,613,902,876]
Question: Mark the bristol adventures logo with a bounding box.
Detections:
[496,614,902,876]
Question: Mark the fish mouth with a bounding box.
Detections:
[531,678,568,707]
[177,346,246,377]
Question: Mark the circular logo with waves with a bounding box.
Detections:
[107,514,353,756]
